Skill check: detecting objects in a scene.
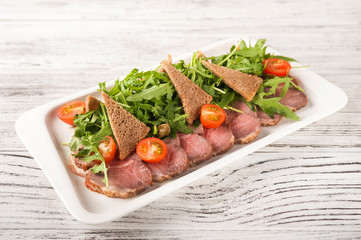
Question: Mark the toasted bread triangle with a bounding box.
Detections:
[162,61,212,124]
[157,54,172,73]
[102,92,150,160]
[201,61,262,101]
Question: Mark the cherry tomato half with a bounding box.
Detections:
[136,137,167,163]
[93,136,117,164]
[263,58,291,77]
[57,101,86,125]
[200,104,226,129]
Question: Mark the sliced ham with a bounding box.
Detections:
[203,125,234,155]
[69,153,95,178]
[85,158,153,198]
[145,143,189,182]
[256,107,283,127]
[178,133,213,167]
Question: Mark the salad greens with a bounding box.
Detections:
[70,38,305,187]
[99,69,192,137]
[175,39,302,120]
[69,103,112,186]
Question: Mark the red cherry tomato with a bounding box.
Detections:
[93,136,117,164]
[57,101,86,125]
[200,104,226,129]
[136,137,167,163]
[263,58,291,77]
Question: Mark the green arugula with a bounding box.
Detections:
[99,69,192,138]
[68,38,305,189]
[70,102,112,186]
[176,39,303,120]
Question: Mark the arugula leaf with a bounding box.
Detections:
[219,91,235,108]
[272,55,297,62]
[103,69,191,137]
[126,83,172,101]
[175,39,302,121]
[253,95,299,121]
[70,102,112,187]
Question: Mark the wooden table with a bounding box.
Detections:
[1,0,361,239]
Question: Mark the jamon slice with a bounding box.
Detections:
[102,92,150,160]
[145,143,189,182]
[203,125,234,155]
[85,95,100,112]
[85,158,153,198]
[162,61,212,124]
[69,153,95,178]
[226,101,261,144]
[201,61,262,101]
[256,107,283,126]
[178,133,213,167]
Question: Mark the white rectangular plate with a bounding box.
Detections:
[15,37,348,224]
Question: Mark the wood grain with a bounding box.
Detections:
[1,0,361,239]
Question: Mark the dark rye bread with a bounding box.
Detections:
[162,61,213,124]
[201,61,262,102]
[85,95,100,112]
[102,92,150,160]
[157,54,172,73]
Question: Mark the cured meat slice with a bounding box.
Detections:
[231,101,257,117]
[203,125,234,155]
[164,134,180,146]
[85,158,153,198]
[188,123,204,135]
[69,153,95,178]
[145,144,189,182]
[226,109,261,144]
[256,107,283,127]
[178,133,213,167]
[277,87,308,111]
[123,151,142,162]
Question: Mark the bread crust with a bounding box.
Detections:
[162,61,212,124]
[201,61,262,101]
[102,92,150,160]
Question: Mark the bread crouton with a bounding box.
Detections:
[85,95,100,112]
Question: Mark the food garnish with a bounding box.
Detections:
[263,58,291,77]
[136,137,167,163]
[57,101,86,125]
[200,104,226,129]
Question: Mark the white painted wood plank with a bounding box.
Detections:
[1,0,361,239]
